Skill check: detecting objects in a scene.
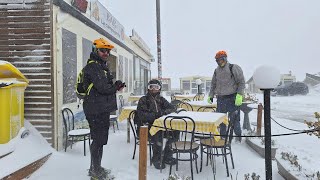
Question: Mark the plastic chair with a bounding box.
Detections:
[62,108,90,156]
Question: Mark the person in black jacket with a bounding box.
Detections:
[134,79,178,170]
[82,38,125,179]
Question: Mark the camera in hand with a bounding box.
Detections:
[115,80,126,90]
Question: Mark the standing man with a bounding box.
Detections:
[82,38,125,179]
[134,79,178,170]
[208,50,245,142]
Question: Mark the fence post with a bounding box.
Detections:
[257,103,263,136]
[139,126,148,180]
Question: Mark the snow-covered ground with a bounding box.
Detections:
[3,89,320,180]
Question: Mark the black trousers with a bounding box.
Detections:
[86,112,110,171]
[151,130,180,162]
[216,94,241,136]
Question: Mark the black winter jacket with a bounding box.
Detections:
[82,52,118,115]
[134,92,176,127]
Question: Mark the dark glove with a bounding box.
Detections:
[114,80,126,91]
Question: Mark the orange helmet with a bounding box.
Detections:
[215,50,227,60]
[93,38,114,50]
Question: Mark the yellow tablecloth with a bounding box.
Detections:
[149,111,228,141]
[118,106,137,121]
[188,101,217,112]
[173,95,198,101]
[128,95,143,102]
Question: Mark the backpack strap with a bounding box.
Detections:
[214,63,234,80]
[229,63,234,80]
[82,60,96,96]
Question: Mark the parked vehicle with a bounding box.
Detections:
[273,82,309,96]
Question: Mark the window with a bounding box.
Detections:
[182,80,190,90]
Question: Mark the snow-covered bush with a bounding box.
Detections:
[167,173,191,180]
[305,112,320,138]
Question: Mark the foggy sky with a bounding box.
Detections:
[106,0,320,88]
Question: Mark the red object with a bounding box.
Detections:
[71,0,88,13]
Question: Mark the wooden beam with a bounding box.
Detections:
[139,126,148,180]
[2,153,52,180]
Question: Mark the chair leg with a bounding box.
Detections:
[71,137,74,149]
[200,145,203,172]
[65,137,68,152]
[224,149,230,177]
[176,152,178,171]
[229,146,235,169]
[112,121,115,133]
[84,136,86,156]
[149,144,153,166]
[133,140,137,159]
[190,152,194,180]
[194,152,199,174]
[116,121,119,130]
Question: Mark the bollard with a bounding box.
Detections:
[257,103,263,136]
[139,126,148,180]
[127,120,130,143]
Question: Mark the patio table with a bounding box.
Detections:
[118,106,137,143]
[149,111,228,142]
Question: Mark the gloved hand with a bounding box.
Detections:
[235,93,243,106]
[114,80,126,91]
[207,96,213,104]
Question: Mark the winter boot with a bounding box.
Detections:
[164,156,177,165]
[99,167,111,176]
[152,159,166,170]
[89,168,106,180]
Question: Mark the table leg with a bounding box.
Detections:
[127,119,130,143]
[242,112,252,131]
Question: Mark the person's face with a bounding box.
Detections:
[148,84,161,96]
[216,58,227,67]
[97,48,111,61]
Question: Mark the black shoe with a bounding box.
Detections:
[152,160,166,169]
[164,157,177,165]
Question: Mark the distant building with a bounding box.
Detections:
[179,76,212,94]
[246,71,296,93]
[154,77,171,92]
[304,73,320,86]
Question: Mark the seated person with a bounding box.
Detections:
[134,79,178,170]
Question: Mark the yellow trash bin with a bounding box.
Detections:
[0,60,29,144]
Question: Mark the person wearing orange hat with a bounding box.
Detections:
[208,50,245,142]
[82,38,125,179]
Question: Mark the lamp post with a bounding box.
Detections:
[195,79,202,94]
[253,66,280,180]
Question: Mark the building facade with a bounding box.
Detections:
[0,0,153,149]
[179,76,212,95]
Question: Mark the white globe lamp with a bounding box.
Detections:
[253,65,280,180]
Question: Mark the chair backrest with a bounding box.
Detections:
[128,110,139,139]
[62,108,75,135]
[164,116,196,151]
[178,101,193,111]
[193,93,205,101]
[181,98,191,102]
[197,106,216,112]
